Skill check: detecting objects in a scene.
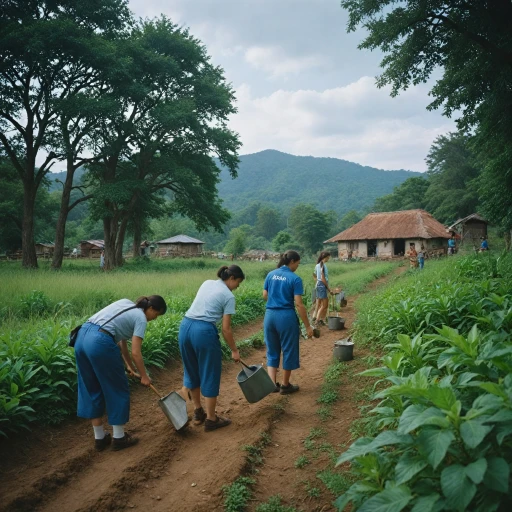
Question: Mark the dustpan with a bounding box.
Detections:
[132,373,189,430]
[236,360,277,404]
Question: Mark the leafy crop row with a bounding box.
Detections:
[336,253,512,511]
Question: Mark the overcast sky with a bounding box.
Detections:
[130,0,455,172]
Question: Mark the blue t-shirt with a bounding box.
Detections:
[448,239,456,248]
[264,266,304,310]
[481,240,488,249]
[314,262,329,283]
[185,279,236,323]
[88,299,147,343]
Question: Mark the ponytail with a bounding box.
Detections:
[217,265,245,282]
[277,250,301,268]
[135,295,167,314]
[317,251,330,267]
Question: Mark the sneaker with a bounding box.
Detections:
[95,432,112,452]
[317,320,326,327]
[204,415,232,432]
[273,382,281,393]
[193,406,207,426]
[280,383,300,395]
[112,432,139,451]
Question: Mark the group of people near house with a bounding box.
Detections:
[74,249,334,451]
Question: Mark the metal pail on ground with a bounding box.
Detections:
[328,315,345,330]
[157,391,189,430]
[237,361,277,403]
[333,339,354,361]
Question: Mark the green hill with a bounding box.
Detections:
[217,150,422,215]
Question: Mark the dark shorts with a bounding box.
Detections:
[264,309,300,371]
[315,281,328,299]
[178,317,222,397]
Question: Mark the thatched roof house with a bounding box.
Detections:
[325,209,451,259]
[156,235,205,257]
[447,213,488,246]
[80,240,104,258]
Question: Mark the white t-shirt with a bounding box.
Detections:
[185,279,236,323]
[88,299,147,342]
[315,263,329,283]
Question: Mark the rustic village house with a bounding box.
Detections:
[35,242,54,258]
[447,214,488,248]
[79,240,104,258]
[325,209,451,259]
[156,235,205,257]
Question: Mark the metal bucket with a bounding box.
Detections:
[237,362,277,404]
[333,339,354,361]
[157,391,189,431]
[328,315,345,330]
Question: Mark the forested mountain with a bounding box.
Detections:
[216,150,421,215]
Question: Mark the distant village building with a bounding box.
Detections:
[325,209,451,259]
[156,235,205,257]
[80,240,104,258]
[447,214,488,247]
[35,243,54,258]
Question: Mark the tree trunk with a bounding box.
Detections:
[103,217,118,271]
[132,218,142,258]
[115,216,129,266]
[21,180,38,268]
[51,160,74,269]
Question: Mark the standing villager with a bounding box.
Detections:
[313,251,333,326]
[448,234,456,255]
[100,250,105,270]
[263,250,314,395]
[407,243,418,268]
[418,245,425,270]
[480,237,489,251]
[74,295,167,451]
[179,265,244,432]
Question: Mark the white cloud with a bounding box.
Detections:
[244,46,328,78]
[230,78,456,171]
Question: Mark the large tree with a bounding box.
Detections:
[342,0,512,234]
[87,17,240,269]
[0,0,131,267]
[373,177,429,213]
[288,203,332,255]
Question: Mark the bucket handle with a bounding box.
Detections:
[239,359,254,371]
[129,371,163,399]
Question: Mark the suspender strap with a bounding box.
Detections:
[99,305,138,329]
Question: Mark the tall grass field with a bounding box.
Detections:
[0,257,397,437]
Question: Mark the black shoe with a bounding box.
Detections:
[280,383,299,395]
[95,432,112,452]
[112,432,139,451]
[204,415,231,432]
[193,406,207,425]
[273,382,281,393]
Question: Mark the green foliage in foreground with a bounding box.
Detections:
[336,253,512,511]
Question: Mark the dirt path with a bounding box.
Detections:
[0,268,404,512]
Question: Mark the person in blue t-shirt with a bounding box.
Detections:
[75,295,167,451]
[448,234,456,255]
[480,237,489,251]
[179,265,244,432]
[263,250,314,395]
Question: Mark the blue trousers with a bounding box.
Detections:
[419,258,425,269]
[264,309,300,371]
[75,322,130,425]
[179,317,222,398]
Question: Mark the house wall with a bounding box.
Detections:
[462,220,487,245]
[337,241,367,259]
[157,243,203,257]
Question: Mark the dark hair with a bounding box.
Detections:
[217,265,245,281]
[316,251,330,266]
[277,250,301,268]
[135,295,167,314]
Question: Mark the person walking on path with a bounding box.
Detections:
[407,243,418,268]
[178,265,244,432]
[74,295,167,451]
[313,251,333,326]
[263,250,314,395]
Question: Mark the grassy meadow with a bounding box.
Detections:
[0,256,398,437]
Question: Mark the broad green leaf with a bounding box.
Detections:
[358,485,412,512]
[395,453,428,485]
[333,493,351,511]
[483,457,509,493]
[410,494,440,512]
[399,406,448,434]
[417,429,455,469]
[460,420,493,449]
[398,405,426,433]
[457,372,479,386]
[465,458,487,484]
[427,387,457,411]
[441,464,477,510]
[336,437,374,465]
[485,410,512,423]
[494,422,512,445]
[477,382,507,399]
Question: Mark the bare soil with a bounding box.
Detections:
[0,268,404,512]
